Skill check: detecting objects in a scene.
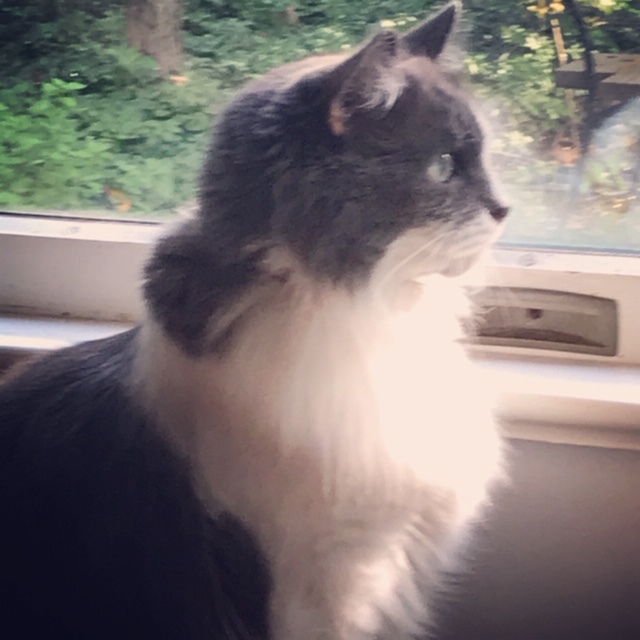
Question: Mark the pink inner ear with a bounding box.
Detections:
[329,100,347,136]
[324,29,398,104]
[323,30,402,136]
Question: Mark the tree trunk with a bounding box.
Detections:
[126,0,183,77]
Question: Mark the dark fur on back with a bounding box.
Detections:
[0,331,270,639]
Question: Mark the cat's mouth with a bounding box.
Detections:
[438,254,482,278]
[372,213,502,290]
[436,213,505,278]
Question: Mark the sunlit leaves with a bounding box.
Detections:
[527,1,565,18]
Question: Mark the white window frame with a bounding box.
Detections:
[2,212,640,452]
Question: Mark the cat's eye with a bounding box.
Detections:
[427,153,455,183]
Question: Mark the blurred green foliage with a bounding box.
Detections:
[0,0,638,218]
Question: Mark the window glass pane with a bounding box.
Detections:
[1,1,639,251]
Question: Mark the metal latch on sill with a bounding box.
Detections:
[465,287,618,356]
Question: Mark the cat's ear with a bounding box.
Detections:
[402,2,458,59]
[325,30,401,136]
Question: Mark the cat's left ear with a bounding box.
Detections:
[325,30,401,136]
[402,2,458,59]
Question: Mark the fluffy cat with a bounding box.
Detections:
[0,3,507,639]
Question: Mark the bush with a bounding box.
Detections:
[0,0,638,216]
[0,79,109,208]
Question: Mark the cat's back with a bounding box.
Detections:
[0,330,270,640]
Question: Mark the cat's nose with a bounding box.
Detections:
[489,204,509,222]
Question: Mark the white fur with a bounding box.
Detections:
[135,213,504,640]
[366,66,407,112]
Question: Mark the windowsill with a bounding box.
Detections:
[0,210,161,242]
[0,314,130,352]
[3,212,640,359]
[2,211,640,451]
[478,355,640,451]
[2,313,640,452]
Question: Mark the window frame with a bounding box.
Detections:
[4,212,640,360]
[2,211,640,452]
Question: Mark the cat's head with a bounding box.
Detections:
[200,2,507,289]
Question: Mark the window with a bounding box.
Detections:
[1,1,637,233]
[2,1,640,447]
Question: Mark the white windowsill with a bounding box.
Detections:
[3,213,640,359]
[0,315,130,352]
[2,212,640,451]
[2,313,640,453]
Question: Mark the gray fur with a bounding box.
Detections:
[144,3,506,356]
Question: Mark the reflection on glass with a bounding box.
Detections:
[0,1,638,251]
[495,94,640,252]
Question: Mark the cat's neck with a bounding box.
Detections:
[136,243,498,519]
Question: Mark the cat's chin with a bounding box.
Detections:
[438,255,480,278]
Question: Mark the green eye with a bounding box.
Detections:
[427,153,454,183]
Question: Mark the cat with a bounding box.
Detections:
[0,3,507,639]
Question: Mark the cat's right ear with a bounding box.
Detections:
[325,31,400,137]
[402,2,458,59]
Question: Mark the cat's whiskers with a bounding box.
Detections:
[372,227,449,307]
[372,209,497,305]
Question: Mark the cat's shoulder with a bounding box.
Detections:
[0,327,272,639]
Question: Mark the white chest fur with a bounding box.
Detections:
[135,263,503,640]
